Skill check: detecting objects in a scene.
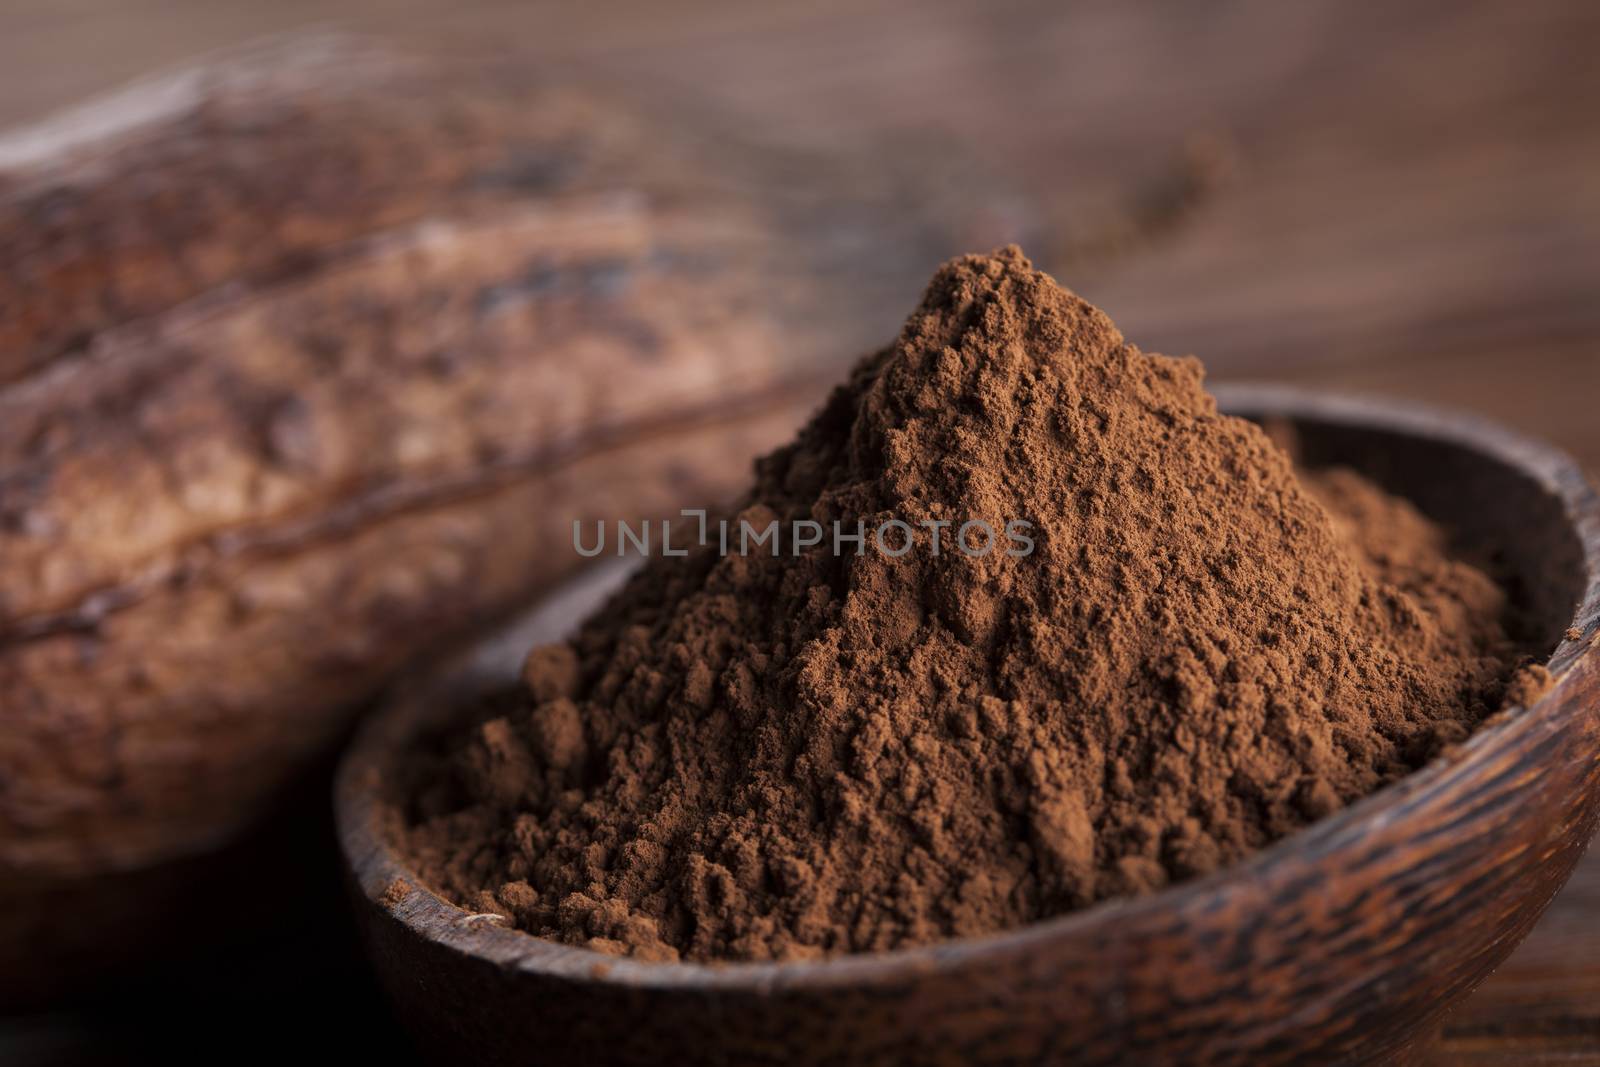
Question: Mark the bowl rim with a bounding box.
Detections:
[335,383,1600,993]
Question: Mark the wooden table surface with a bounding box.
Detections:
[2,2,1597,1063]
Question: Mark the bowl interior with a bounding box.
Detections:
[1257,405,1585,654]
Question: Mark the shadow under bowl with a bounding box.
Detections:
[336,384,1600,1066]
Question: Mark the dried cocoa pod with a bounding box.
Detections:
[0,181,804,860]
[0,37,1035,999]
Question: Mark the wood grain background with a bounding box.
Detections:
[1,1,1596,1063]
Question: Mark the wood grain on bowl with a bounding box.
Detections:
[337,387,1600,1067]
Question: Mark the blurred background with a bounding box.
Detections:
[4,0,1595,456]
[0,2,1595,1063]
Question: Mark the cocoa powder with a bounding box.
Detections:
[400,248,1534,962]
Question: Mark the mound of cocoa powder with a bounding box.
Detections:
[399,247,1537,962]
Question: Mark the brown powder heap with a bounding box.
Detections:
[402,247,1526,962]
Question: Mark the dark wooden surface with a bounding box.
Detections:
[2,2,1597,1062]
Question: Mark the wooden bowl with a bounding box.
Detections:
[336,385,1600,1066]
